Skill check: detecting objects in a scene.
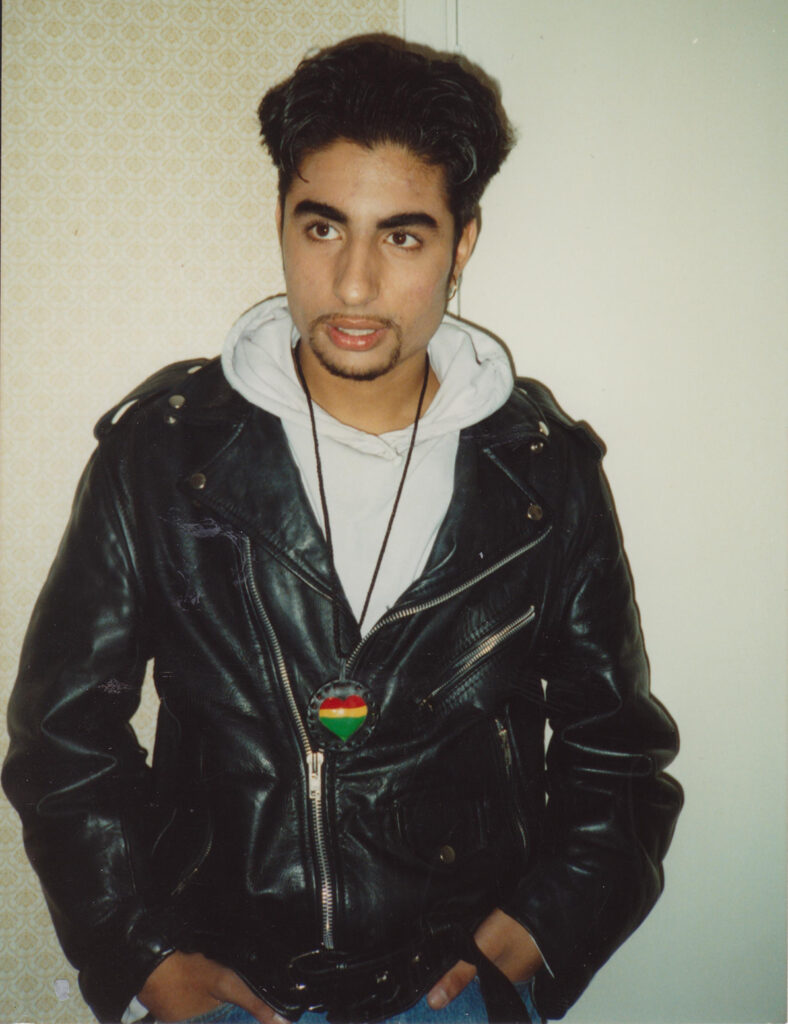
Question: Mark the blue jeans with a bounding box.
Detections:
[179,978,541,1023]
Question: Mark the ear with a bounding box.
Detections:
[275,197,283,244]
[452,217,478,278]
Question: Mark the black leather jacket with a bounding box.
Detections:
[3,358,681,1022]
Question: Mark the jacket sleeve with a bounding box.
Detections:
[2,441,187,1022]
[501,444,683,1020]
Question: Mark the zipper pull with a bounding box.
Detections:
[496,717,513,771]
[308,749,324,800]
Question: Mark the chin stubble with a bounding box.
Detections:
[307,316,403,382]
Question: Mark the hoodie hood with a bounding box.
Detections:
[221,295,513,445]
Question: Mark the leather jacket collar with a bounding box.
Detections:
[167,360,562,624]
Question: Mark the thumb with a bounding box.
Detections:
[210,970,292,1024]
[427,959,477,1009]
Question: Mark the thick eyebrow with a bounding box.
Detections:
[377,212,439,231]
[292,200,347,224]
[291,200,439,233]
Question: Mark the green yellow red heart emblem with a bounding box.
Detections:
[318,695,368,741]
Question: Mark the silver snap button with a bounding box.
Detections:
[165,415,177,425]
[169,394,186,409]
[189,472,207,490]
[439,844,456,865]
[529,440,545,453]
[376,971,390,984]
[527,503,543,521]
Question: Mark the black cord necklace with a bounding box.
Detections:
[294,345,431,654]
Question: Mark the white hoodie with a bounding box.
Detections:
[222,295,513,632]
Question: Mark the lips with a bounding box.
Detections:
[322,317,389,351]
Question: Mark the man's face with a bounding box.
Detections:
[279,139,476,382]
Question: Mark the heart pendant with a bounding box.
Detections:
[319,695,368,740]
[308,680,375,748]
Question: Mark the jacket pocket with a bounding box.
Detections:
[416,605,537,712]
[392,784,493,870]
[493,715,529,856]
[149,705,214,898]
[151,800,214,897]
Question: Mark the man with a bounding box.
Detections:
[3,37,681,1024]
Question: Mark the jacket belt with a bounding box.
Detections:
[286,925,532,1023]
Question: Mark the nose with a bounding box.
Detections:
[333,238,379,308]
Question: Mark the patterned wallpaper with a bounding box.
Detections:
[0,1,401,1020]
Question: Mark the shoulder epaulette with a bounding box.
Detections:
[515,376,606,458]
[94,358,209,439]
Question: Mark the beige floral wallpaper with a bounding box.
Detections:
[0,1,401,1020]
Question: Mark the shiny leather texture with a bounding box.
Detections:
[3,359,682,1022]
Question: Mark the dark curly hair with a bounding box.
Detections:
[258,36,514,239]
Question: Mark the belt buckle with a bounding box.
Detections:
[287,946,404,1020]
[288,948,324,1008]
[288,948,353,975]
[288,948,353,1011]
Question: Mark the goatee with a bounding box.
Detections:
[307,317,403,381]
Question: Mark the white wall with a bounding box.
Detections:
[406,3,787,1022]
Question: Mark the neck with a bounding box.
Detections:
[294,345,438,434]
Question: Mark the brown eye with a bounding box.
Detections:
[307,221,339,240]
[387,230,419,249]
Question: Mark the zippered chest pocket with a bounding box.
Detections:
[415,605,537,713]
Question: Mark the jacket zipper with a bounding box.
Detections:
[494,716,528,852]
[240,526,549,948]
[344,526,551,675]
[242,536,335,949]
[417,605,536,710]
[171,831,214,896]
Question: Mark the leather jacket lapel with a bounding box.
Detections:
[179,409,336,599]
[175,367,551,615]
[383,431,553,608]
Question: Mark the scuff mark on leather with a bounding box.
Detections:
[175,569,201,608]
[163,509,250,588]
[177,517,240,541]
[98,678,134,694]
